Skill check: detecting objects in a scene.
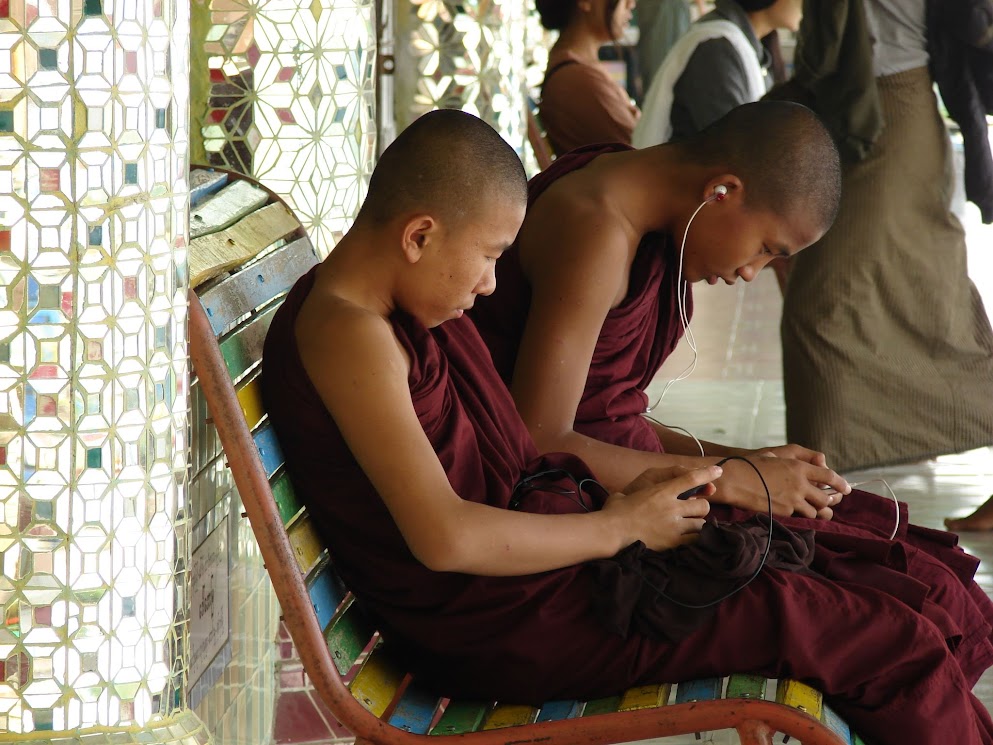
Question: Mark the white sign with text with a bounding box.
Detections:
[189,517,230,687]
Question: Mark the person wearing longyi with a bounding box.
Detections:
[262,108,993,744]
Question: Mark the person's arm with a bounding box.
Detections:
[296,303,716,577]
[512,196,848,515]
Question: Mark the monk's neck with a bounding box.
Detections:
[613,148,703,236]
[318,229,400,319]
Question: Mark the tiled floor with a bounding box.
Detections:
[271,206,993,744]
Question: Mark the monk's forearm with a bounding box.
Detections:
[646,418,745,458]
[422,500,628,576]
[530,426,711,492]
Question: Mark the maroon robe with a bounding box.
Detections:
[263,267,993,745]
[470,147,993,686]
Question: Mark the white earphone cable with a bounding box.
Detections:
[646,194,715,414]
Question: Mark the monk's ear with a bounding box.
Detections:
[400,214,437,264]
[704,174,743,205]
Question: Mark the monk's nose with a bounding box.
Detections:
[476,265,497,296]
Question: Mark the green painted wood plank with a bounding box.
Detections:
[581,695,622,717]
[324,597,376,676]
[726,674,767,700]
[428,700,490,736]
[218,304,278,383]
[271,471,302,526]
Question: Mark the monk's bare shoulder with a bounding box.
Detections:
[519,155,638,274]
[294,282,410,405]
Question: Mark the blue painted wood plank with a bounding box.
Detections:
[253,425,284,479]
[388,681,440,734]
[308,561,347,632]
[675,678,723,704]
[535,700,584,722]
[200,236,317,336]
[821,704,853,745]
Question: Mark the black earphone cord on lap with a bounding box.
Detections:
[510,455,773,609]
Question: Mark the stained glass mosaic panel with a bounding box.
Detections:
[190,0,378,257]
[394,0,529,160]
[0,0,192,734]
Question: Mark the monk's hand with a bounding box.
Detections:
[602,466,720,552]
[744,443,829,468]
[714,456,850,520]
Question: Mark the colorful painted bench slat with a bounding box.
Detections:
[482,704,539,730]
[188,168,866,745]
[618,683,671,711]
[674,676,722,704]
[429,700,490,735]
[387,683,441,734]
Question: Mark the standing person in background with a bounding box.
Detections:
[765,0,993,490]
[632,0,801,147]
[636,0,706,93]
[537,0,640,155]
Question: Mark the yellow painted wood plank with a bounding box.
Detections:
[237,377,265,430]
[190,202,300,288]
[287,515,326,576]
[349,644,405,718]
[481,704,538,730]
[775,679,823,720]
[618,683,671,711]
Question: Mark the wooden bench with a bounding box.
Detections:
[186,168,865,745]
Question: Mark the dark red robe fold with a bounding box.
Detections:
[263,267,993,745]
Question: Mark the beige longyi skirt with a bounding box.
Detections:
[781,66,993,472]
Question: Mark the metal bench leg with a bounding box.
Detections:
[736,719,775,745]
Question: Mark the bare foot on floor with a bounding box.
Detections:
[945,495,993,532]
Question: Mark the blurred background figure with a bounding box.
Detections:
[635,0,706,93]
[536,0,640,155]
[632,0,801,147]
[766,0,993,485]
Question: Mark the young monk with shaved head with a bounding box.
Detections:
[263,109,993,744]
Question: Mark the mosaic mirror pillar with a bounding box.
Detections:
[190,0,378,258]
[392,0,529,158]
[0,0,205,740]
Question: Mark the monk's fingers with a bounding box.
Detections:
[805,464,850,495]
[663,466,724,499]
[815,505,834,521]
[623,466,694,493]
[679,517,707,535]
[791,497,819,519]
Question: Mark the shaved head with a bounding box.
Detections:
[673,101,842,233]
[358,109,528,228]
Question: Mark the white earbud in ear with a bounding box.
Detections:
[714,184,728,200]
